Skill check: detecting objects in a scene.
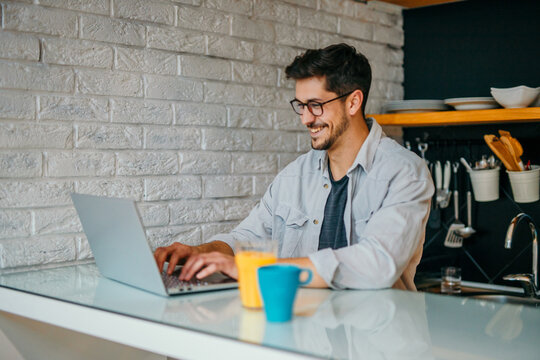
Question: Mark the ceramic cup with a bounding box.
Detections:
[258,265,312,322]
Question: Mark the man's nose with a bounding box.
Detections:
[301,110,316,126]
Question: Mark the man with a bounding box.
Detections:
[154,43,434,290]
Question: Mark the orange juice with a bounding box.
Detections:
[235,251,276,308]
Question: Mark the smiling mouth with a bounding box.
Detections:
[309,126,326,135]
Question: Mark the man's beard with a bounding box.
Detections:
[311,115,349,151]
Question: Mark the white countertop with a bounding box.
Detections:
[0,263,539,359]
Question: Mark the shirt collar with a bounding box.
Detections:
[316,117,383,175]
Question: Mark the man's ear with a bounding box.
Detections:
[347,90,364,116]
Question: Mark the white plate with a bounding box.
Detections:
[383,100,448,113]
[444,97,500,110]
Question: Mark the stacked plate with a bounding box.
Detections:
[383,100,449,114]
[444,97,499,110]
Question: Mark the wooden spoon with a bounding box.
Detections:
[484,135,521,171]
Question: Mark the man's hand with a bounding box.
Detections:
[154,242,200,275]
[180,252,238,281]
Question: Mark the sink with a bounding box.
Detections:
[416,278,540,307]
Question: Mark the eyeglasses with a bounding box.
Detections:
[289,91,354,116]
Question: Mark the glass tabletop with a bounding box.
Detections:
[1,263,539,360]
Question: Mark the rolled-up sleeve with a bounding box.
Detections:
[309,171,434,290]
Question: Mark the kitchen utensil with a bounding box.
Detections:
[487,155,499,169]
[456,177,476,238]
[499,130,525,170]
[444,162,465,248]
[428,163,441,229]
[435,160,443,203]
[460,157,473,172]
[484,134,521,171]
[475,155,489,169]
[418,142,428,164]
[440,161,452,208]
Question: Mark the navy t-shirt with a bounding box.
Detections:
[318,165,349,250]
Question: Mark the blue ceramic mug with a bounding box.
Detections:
[257,264,313,322]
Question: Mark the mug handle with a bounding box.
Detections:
[298,268,313,286]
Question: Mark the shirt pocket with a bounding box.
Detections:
[274,204,310,257]
[352,210,374,244]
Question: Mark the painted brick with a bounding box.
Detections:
[178,6,230,34]
[297,132,311,152]
[112,99,172,125]
[179,151,232,175]
[253,86,291,109]
[201,222,237,240]
[76,237,92,260]
[204,82,254,106]
[340,17,373,41]
[298,9,338,32]
[0,62,74,93]
[76,178,144,200]
[231,16,274,42]
[147,26,206,54]
[351,40,386,64]
[319,0,357,16]
[33,207,82,235]
[117,151,178,176]
[47,151,115,177]
[277,68,295,88]
[275,24,318,49]
[281,0,317,8]
[115,0,175,25]
[232,62,277,87]
[203,176,252,198]
[228,106,273,129]
[38,0,109,15]
[318,32,343,48]
[0,236,76,268]
[116,47,177,75]
[0,151,42,178]
[387,48,404,66]
[137,202,169,227]
[169,200,225,225]
[253,43,302,66]
[233,153,277,174]
[254,174,275,196]
[76,124,142,149]
[145,176,201,201]
[180,55,231,81]
[356,4,401,27]
[253,0,296,25]
[77,69,143,97]
[145,126,201,150]
[207,35,254,61]
[0,92,35,120]
[373,24,404,47]
[146,225,201,249]
[202,128,252,151]
[252,130,297,152]
[4,3,77,37]
[224,199,257,221]
[279,153,300,171]
[274,109,303,131]
[170,0,203,5]
[175,102,226,127]
[205,0,252,15]
[371,80,403,99]
[146,75,203,101]
[0,180,74,208]
[40,96,108,123]
[0,123,73,149]
[0,31,39,61]
[371,61,404,82]
[80,14,146,46]
[43,38,113,69]
[0,210,32,238]
[367,0,402,15]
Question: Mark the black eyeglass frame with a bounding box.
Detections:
[289,91,354,116]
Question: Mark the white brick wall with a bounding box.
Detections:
[0,0,404,271]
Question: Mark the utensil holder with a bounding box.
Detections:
[468,167,500,202]
[507,165,540,203]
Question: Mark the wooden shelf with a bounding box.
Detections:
[369,107,540,127]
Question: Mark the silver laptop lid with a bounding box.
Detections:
[72,193,168,296]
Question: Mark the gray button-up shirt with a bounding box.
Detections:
[209,118,434,290]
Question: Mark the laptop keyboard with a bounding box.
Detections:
[161,272,209,293]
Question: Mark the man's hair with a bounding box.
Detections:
[285,43,372,115]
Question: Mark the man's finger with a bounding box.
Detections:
[196,263,218,279]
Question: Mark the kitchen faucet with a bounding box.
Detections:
[503,213,538,297]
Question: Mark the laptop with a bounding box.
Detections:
[71,193,237,297]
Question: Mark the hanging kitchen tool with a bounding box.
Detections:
[483,134,521,171]
[439,160,452,208]
[498,130,525,170]
[435,160,443,204]
[428,162,441,229]
[444,162,465,248]
[418,142,429,165]
[456,175,476,239]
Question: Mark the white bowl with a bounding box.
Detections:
[490,85,540,108]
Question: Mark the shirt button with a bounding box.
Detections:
[313,219,319,225]
[323,184,329,189]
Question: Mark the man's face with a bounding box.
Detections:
[294,76,349,151]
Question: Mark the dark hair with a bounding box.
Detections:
[285,43,372,115]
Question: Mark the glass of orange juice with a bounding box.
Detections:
[235,239,278,309]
